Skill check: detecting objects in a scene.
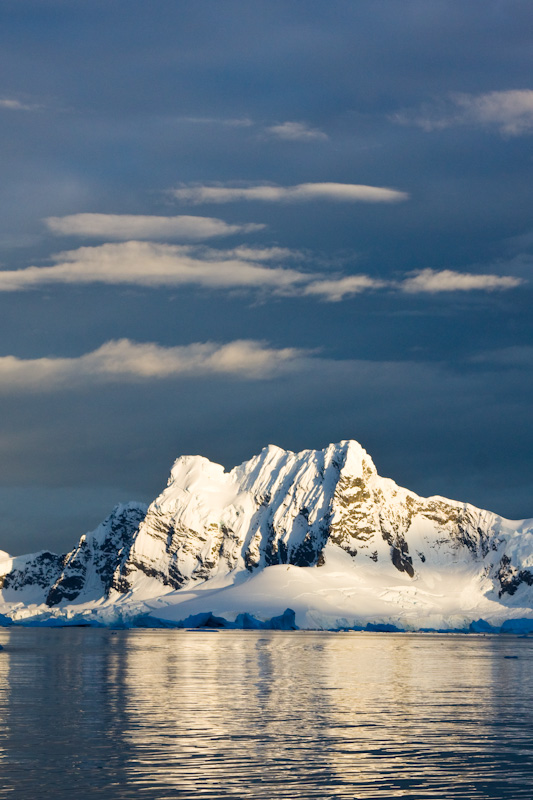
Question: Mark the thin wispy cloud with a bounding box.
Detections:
[0,339,309,392]
[45,213,265,241]
[506,230,533,253]
[201,245,303,262]
[0,243,523,301]
[0,97,39,111]
[303,275,385,301]
[400,269,523,293]
[180,116,254,127]
[471,346,533,368]
[180,117,327,142]
[395,89,533,136]
[171,181,409,204]
[265,121,328,141]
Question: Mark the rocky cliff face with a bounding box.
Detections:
[0,503,147,606]
[1,440,532,613]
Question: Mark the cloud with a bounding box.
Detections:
[470,346,533,368]
[0,241,381,300]
[399,268,524,293]
[181,116,254,127]
[505,232,533,255]
[0,338,310,392]
[0,98,39,111]
[45,213,265,241]
[180,116,327,141]
[265,121,328,141]
[171,181,409,204]
[395,90,533,136]
[0,243,523,301]
[303,275,386,301]
[455,90,533,135]
[0,241,309,293]
[200,245,303,262]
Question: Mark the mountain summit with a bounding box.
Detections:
[1,440,533,629]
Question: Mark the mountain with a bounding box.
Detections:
[1,439,533,630]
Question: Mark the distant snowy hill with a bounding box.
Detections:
[1,440,533,630]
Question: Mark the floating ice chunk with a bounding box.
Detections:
[469,618,500,633]
[269,608,298,630]
[365,622,404,633]
[500,618,533,634]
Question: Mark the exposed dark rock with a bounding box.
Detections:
[1,552,65,592]
[46,504,146,606]
[497,554,533,597]
[391,544,415,577]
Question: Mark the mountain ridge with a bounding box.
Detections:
[1,439,533,629]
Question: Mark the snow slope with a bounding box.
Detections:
[1,440,533,629]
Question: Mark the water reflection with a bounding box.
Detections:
[0,629,531,798]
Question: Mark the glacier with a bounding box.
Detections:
[1,439,533,631]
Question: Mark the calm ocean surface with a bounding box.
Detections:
[0,628,532,799]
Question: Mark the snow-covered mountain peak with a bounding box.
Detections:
[167,453,228,488]
[230,439,376,493]
[2,438,533,630]
[159,454,239,516]
[331,439,376,477]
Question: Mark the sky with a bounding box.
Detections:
[1,0,533,554]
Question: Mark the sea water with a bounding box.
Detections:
[0,628,532,799]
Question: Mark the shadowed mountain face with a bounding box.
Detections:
[1,441,532,617]
[0,504,148,607]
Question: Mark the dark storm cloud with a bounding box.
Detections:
[0,0,532,552]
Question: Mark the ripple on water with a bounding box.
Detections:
[0,628,531,799]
